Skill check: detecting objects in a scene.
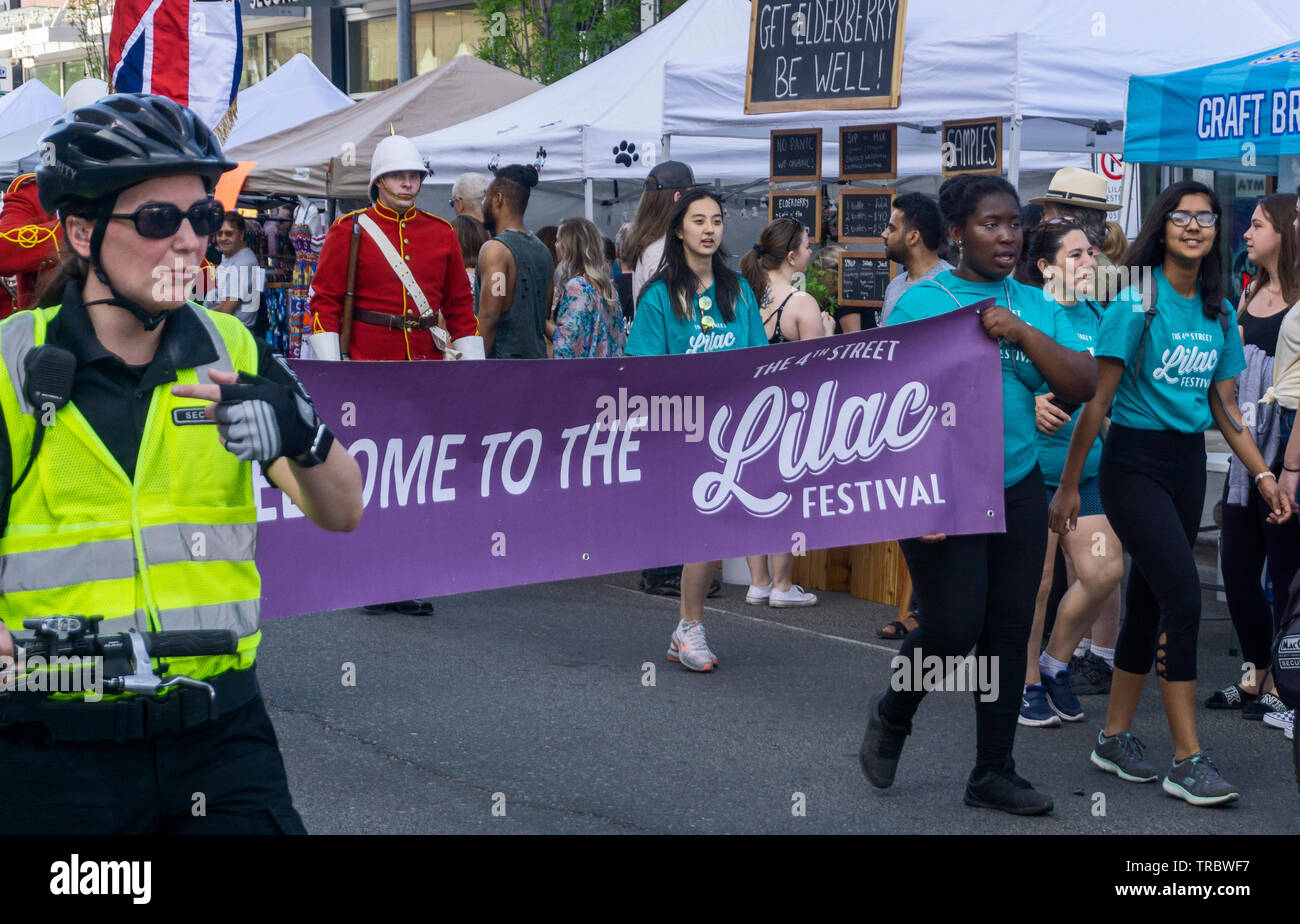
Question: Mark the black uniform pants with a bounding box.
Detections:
[1,693,305,835]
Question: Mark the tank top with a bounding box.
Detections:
[1241,305,1288,356]
[488,229,553,359]
[764,291,796,344]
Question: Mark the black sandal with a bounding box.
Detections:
[1205,683,1257,709]
[877,611,920,640]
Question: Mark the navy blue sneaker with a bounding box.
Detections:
[1018,684,1061,728]
[1040,667,1085,722]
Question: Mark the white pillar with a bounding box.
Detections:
[661,133,671,161]
[1007,116,1023,190]
[584,177,594,220]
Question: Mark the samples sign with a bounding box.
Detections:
[257,313,1004,617]
[941,117,1003,176]
[745,0,908,113]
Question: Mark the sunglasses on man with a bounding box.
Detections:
[105,199,226,239]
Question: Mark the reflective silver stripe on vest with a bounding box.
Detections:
[1,310,39,414]
[189,303,234,382]
[0,538,136,593]
[157,599,259,637]
[139,522,257,565]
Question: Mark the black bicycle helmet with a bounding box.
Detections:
[35,94,234,329]
[36,93,234,214]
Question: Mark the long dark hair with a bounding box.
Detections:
[1123,180,1224,319]
[1245,192,1300,307]
[648,188,740,323]
[739,217,804,303]
[623,186,679,271]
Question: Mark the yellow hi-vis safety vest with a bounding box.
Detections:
[0,302,262,686]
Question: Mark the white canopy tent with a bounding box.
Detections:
[661,0,1300,185]
[220,54,354,151]
[0,79,60,139]
[411,0,1096,218]
[226,55,539,198]
[0,78,108,179]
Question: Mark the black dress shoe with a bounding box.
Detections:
[964,767,1053,815]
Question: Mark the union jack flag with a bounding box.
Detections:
[109,0,243,139]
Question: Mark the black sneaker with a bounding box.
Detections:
[859,692,910,789]
[1070,652,1113,695]
[964,767,1054,815]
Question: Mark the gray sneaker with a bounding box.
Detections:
[1162,751,1240,806]
[1090,730,1158,782]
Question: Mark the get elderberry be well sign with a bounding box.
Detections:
[745,0,908,114]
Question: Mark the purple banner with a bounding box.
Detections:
[255,308,1005,618]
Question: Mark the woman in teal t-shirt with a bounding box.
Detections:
[1052,181,1291,806]
[625,188,767,673]
[1015,219,1124,730]
[859,175,1096,816]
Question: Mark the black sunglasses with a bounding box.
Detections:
[105,199,226,239]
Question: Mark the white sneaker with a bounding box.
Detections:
[667,620,716,671]
[1287,723,1294,741]
[745,582,773,605]
[1263,709,1294,731]
[769,584,818,607]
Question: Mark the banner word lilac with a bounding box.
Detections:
[255,309,1005,618]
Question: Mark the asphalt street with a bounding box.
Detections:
[256,567,1300,834]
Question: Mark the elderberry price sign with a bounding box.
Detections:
[839,124,897,180]
[941,116,1003,177]
[838,188,894,243]
[745,0,909,114]
[769,188,823,242]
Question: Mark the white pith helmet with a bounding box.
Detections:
[369,134,428,201]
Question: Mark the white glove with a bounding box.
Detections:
[450,335,486,360]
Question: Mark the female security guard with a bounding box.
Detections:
[0,94,362,834]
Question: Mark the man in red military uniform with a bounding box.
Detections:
[0,173,63,313]
[311,135,480,361]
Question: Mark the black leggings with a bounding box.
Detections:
[1100,425,1204,682]
[880,468,1047,772]
[1220,465,1300,673]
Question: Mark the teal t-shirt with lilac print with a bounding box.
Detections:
[625,277,767,356]
[1094,266,1244,433]
[1036,298,1104,486]
[888,270,1083,488]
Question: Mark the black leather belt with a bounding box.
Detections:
[0,667,261,743]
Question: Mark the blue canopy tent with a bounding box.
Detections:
[1125,41,1300,177]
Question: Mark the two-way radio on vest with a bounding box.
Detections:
[1,345,77,535]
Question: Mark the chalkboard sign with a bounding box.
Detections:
[770,128,822,183]
[839,253,894,308]
[745,0,908,114]
[768,189,822,243]
[838,188,894,243]
[839,124,896,180]
[941,117,1003,177]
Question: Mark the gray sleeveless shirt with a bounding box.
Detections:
[487,229,552,359]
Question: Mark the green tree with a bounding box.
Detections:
[64,0,111,82]
[475,0,685,84]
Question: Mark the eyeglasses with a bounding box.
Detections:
[105,199,225,239]
[1166,210,1217,228]
[448,196,462,208]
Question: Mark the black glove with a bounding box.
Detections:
[214,372,317,464]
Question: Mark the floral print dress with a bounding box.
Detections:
[552,276,627,358]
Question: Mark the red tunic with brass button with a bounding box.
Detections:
[310,202,477,361]
[0,174,62,315]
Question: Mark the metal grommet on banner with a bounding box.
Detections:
[987,510,996,517]
[582,553,590,560]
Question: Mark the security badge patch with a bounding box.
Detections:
[173,407,214,425]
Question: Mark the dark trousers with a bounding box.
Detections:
[1100,425,1204,681]
[881,468,1047,772]
[1,693,305,835]
[1220,468,1300,673]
